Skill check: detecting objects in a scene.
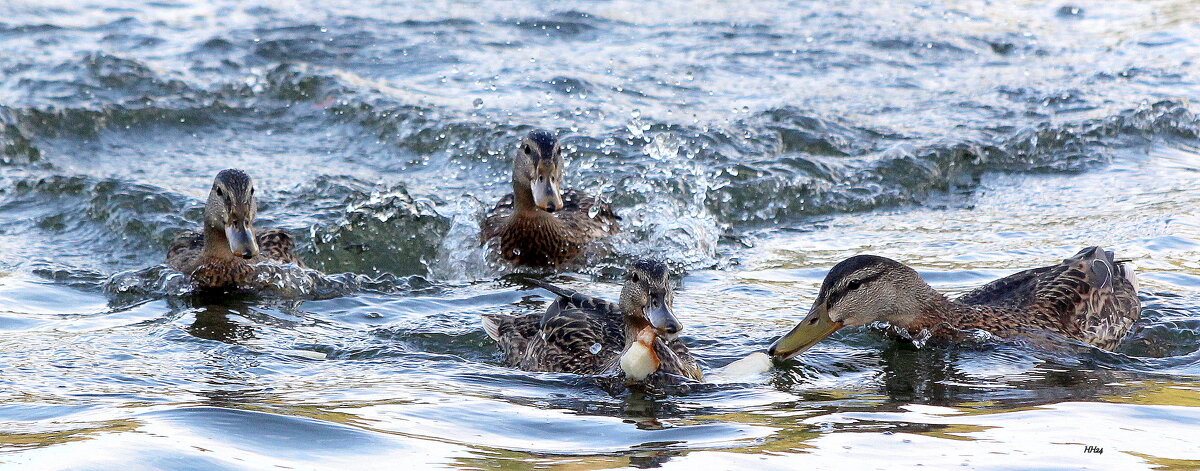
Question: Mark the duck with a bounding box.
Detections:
[166,169,303,290]
[768,246,1141,359]
[480,129,620,268]
[482,259,702,385]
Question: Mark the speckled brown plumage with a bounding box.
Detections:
[167,228,303,289]
[928,247,1141,349]
[482,260,701,382]
[481,189,619,267]
[771,247,1141,358]
[480,130,620,268]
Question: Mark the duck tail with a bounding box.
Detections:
[1114,257,1138,293]
[481,314,504,341]
[1074,246,1138,292]
[519,276,580,300]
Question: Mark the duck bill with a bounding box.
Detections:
[225,223,259,259]
[647,302,681,335]
[768,304,843,360]
[531,179,563,212]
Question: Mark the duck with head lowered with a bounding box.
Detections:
[769,246,1141,360]
[480,129,620,268]
[483,259,702,387]
[167,169,303,290]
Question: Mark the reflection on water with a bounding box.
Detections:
[2,0,1200,469]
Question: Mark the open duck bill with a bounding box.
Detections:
[768,303,844,360]
[225,223,259,259]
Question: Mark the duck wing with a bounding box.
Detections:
[518,305,624,374]
[556,189,620,237]
[955,265,1057,308]
[524,279,620,316]
[256,228,303,267]
[485,279,625,373]
[1032,247,1140,349]
[657,336,703,381]
[480,193,515,245]
[955,247,1140,349]
[481,311,542,366]
[166,230,204,272]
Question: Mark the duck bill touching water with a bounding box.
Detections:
[480,130,620,268]
[166,169,303,290]
[769,247,1141,360]
[482,259,702,387]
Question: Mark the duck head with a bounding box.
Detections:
[203,169,259,260]
[769,255,933,360]
[511,129,564,213]
[619,259,682,337]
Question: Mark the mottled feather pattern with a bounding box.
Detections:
[481,312,537,366]
[927,247,1140,350]
[483,294,623,375]
[521,309,622,374]
[257,228,304,267]
[166,228,303,289]
[652,335,703,381]
[481,189,619,267]
[165,231,205,270]
[483,279,698,382]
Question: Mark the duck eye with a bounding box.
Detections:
[215,187,224,198]
[630,273,640,283]
[522,144,531,155]
[847,279,863,291]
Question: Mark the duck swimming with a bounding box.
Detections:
[166,169,303,290]
[480,130,620,268]
[769,246,1141,359]
[482,259,702,385]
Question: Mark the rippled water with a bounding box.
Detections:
[3,0,1200,469]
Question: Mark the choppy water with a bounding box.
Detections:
[2,0,1200,469]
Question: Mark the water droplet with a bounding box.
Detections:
[589,343,602,354]
[472,98,483,109]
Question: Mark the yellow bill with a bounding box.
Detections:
[768,304,844,360]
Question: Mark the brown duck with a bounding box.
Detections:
[482,259,702,384]
[480,130,619,267]
[166,169,303,290]
[769,246,1141,359]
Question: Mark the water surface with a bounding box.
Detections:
[2,0,1200,469]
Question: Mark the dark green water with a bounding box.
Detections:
[2,0,1200,469]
